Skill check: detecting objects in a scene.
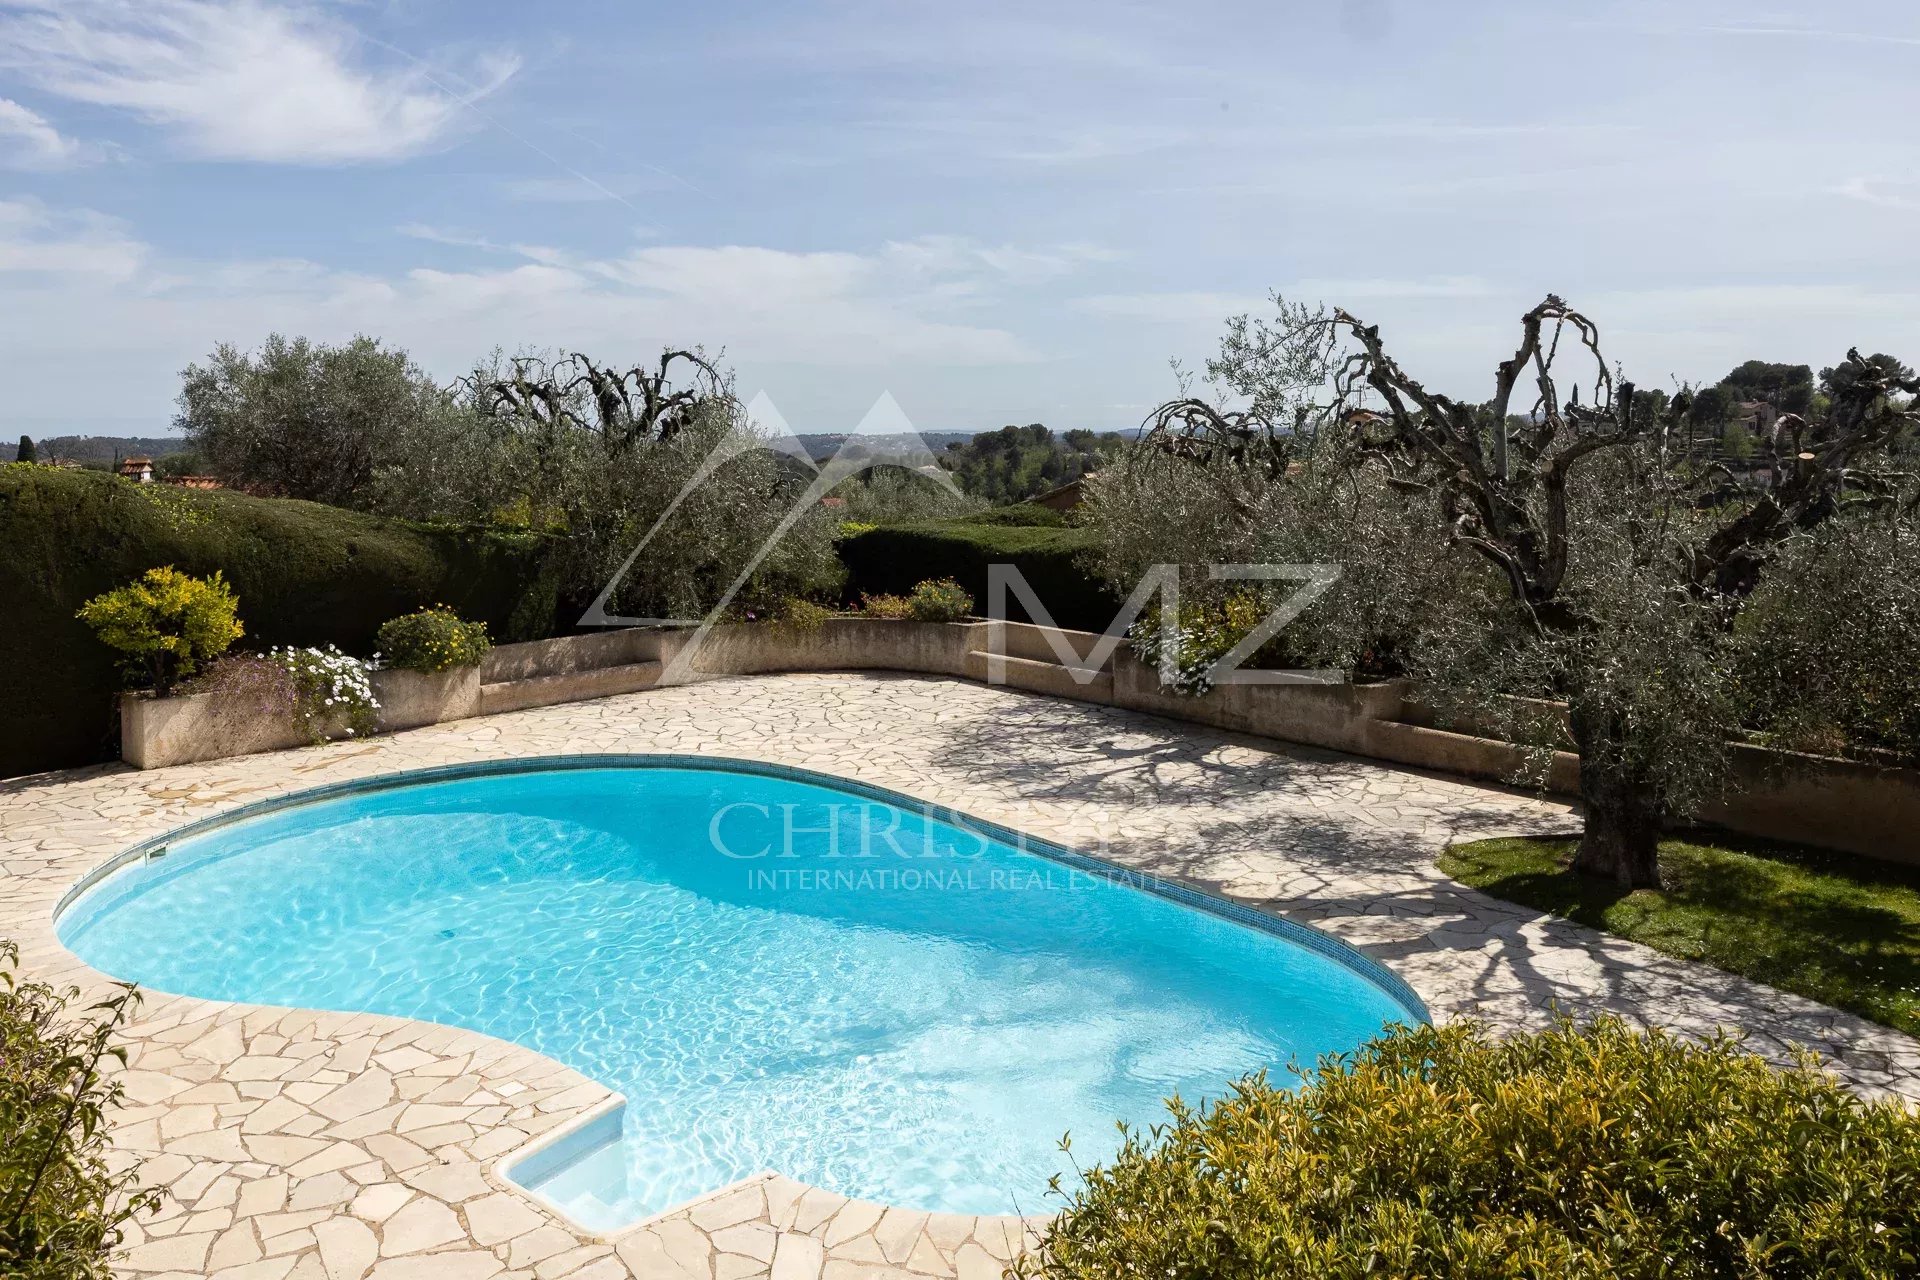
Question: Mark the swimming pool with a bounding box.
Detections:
[58,757,1422,1229]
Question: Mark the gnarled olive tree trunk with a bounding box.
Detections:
[1566,701,1664,888]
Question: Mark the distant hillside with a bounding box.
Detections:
[5,434,188,463]
[793,431,974,462]
[933,424,1131,503]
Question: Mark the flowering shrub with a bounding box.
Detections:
[269,645,380,742]
[376,606,492,673]
[772,597,835,635]
[185,654,300,738]
[74,567,243,694]
[860,593,914,620]
[905,578,972,622]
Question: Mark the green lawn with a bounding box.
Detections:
[1439,834,1920,1037]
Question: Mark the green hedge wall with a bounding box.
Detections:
[1,465,566,779]
[836,508,1119,631]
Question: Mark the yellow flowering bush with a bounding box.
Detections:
[905,577,972,622]
[74,567,243,694]
[860,592,914,620]
[375,606,492,673]
[771,597,835,636]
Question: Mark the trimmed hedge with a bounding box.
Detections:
[1,465,564,779]
[836,508,1117,631]
[1024,1017,1920,1280]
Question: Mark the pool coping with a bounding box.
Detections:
[57,752,1429,1244]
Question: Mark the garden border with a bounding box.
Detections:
[116,618,1920,863]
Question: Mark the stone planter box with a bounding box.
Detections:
[122,666,480,770]
[120,690,310,770]
[372,666,480,732]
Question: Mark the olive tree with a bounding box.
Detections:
[1132,294,1917,886]
[371,347,841,621]
[175,334,450,506]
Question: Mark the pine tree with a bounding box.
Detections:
[15,435,36,464]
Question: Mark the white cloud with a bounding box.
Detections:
[0,198,144,278]
[1833,177,1920,213]
[0,203,1085,433]
[0,97,96,168]
[0,0,518,163]
[1702,23,1920,49]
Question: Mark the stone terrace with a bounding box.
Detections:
[3,673,1916,1280]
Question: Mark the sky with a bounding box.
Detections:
[2,0,1918,438]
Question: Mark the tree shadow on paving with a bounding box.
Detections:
[928,690,1564,872]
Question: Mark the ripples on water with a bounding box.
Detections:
[61,766,1415,1222]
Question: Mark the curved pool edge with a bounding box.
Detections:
[51,750,1431,1254]
[487,1102,1055,1251]
[54,752,1431,1028]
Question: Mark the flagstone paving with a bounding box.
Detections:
[2,672,1916,1280]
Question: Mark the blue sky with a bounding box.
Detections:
[2,0,1917,437]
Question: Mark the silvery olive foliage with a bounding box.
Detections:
[178,335,849,622]
[1734,512,1920,763]
[1084,436,1486,680]
[1104,291,1918,885]
[829,466,981,527]
[365,349,843,620]
[176,335,449,507]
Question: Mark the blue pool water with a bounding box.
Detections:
[59,760,1420,1226]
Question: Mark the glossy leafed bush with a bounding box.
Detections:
[906,577,973,622]
[1,941,158,1279]
[73,566,243,695]
[376,605,492,673]
[1022,1018,1920,1280]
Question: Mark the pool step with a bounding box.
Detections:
[479,661,665,715]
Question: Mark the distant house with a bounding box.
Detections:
[165,475,223,490]
[1032,476,1090,512]
[819,495,847,509]
[117,456,154,483]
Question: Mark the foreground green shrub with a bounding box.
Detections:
[906,577,973,622]
[1022,1018,1920,1280]
[1,941,158,1278]
[74,566,243,695]
[376,605,492,672]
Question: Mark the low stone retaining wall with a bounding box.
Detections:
[117,618,1918,863]
[120,666,478,768]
